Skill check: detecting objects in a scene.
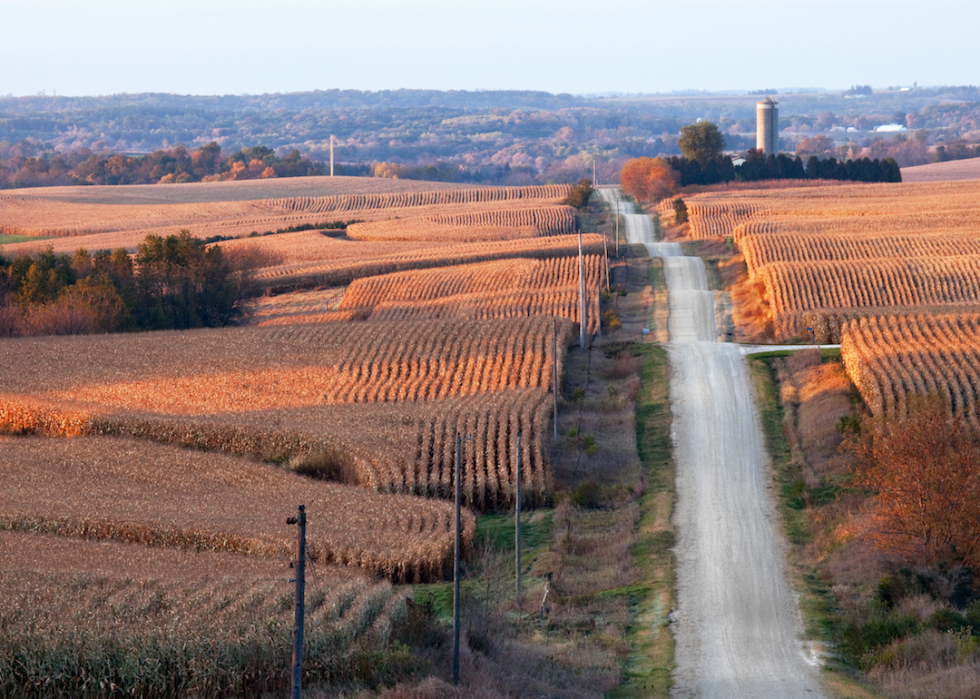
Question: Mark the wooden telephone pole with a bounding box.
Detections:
[287,505,307,699]
[453,434,462,684]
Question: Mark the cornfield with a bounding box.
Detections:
[740,231,980,277]
[267,184,571,216]
[345,205,576,242]
[0,531,411,697]
[338,256,605,334]
[0,319,567,413]
[841,312,980,428]
[686,200,769,239]
[250,233,606,294]
[0,436,472,583]
[0,319,573,508]
[757,256,980,338]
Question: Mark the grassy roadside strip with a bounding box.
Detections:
[748,356,883,699]
[612,344,675,699]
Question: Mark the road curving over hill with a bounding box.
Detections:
[609,188,826,698]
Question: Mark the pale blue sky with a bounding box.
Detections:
[2,0,976,97]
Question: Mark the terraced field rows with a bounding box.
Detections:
[339,256,604,333]
[245,233,606,293]
[268,184,571,215]
[345,204,576,242]
[741,231,980,276]
[841,313,980,427]
[758,256,980,338]
[0,437,470,582]
[687,201,769,239]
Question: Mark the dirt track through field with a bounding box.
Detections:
[612,188,826,698]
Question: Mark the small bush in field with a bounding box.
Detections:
[570,481,602,509]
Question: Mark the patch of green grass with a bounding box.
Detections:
[635,346,673,492]
[415,510,554,623]
[746,346,842,361]
[0,234,54,244]
[611,343,675,699]
[476,511,552,554]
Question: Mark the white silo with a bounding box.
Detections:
[756,97,779,154]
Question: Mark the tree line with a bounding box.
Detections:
[0,232,271,337]
[665,150,901,186]
[0,142,326,188]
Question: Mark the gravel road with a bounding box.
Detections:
[606,188,826,698]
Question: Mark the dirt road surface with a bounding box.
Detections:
[609,188,826,698]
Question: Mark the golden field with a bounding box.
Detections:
[682,180,980,341]
[0,174,613,696]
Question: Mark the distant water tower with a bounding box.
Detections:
[756,97,779,154]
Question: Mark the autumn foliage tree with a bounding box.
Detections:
[848,396,980,569]
[619,157,677,203]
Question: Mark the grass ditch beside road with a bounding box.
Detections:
[611,344,674,699]
[748,352,884,699]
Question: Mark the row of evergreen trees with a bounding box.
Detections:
[665,150,902,187]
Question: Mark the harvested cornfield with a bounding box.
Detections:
[0,436,471,582]
[0,319,568,415]
[0,180,571,255]
[244,287,347,325]
[732,209,980,245]
[841,312,980,428]
[757,256,980,339]
[266,184,571,217]
[797,303,980,344]
[740,230,980,276]
[217,231,455,267]
[0,532,408,698]
[346,205,576,242]
[248,233,606,294]
[0,320,572,508]
[339,257,605,334]
[686,200,769,239]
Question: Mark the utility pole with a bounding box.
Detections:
[287,505,306,699]
[603,236,610,293]
[578,231,586,348]
[615,206,620,259]
[453,434,462,685]
[330,135,335,177]
[515,430,522,605]
[552,318,559,441]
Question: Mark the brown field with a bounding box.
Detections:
[218,230,454,267]
[0,176,620,696]
[346,204,577,242]
[0,180,571,255]
[841,312,980,427]
[688,180,980,340]
[901,157,980,182]
[338,256,605,333]
[0,532,406,696]
[741,231,980,277]
[0,319,570,507]
[684,179,980,240]
[247,232,605,294]
[0,319,567,413]
[0,436,471,582]
[757,256,980,339]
